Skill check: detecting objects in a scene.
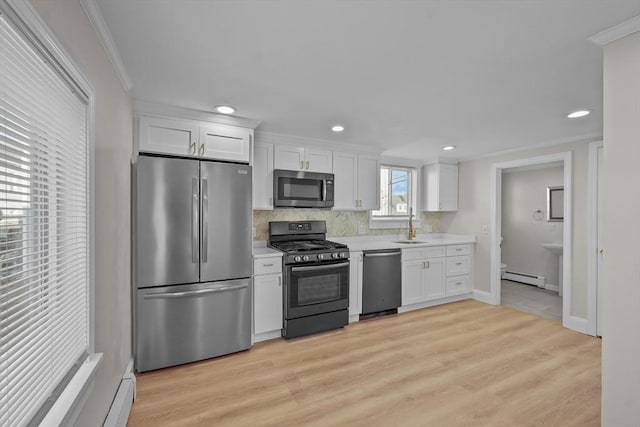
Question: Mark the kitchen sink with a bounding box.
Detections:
[393,240,429,244]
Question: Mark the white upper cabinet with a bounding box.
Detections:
[333,151,380,211]
[138,114,252,163]
[253,142,274,210]
[274,145,333,173]
[199,123,252,162]
[422,163,458,211]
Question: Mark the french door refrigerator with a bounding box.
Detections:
[134,155,252,372]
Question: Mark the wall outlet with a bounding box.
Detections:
[252,227,256,237]
[482,225,489,234]
[358,224,367,235]
[425,224,433,232]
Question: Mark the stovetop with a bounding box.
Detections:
[269,239,347,253]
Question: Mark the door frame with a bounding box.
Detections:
[587,140,604,336]
[490,152,583,333]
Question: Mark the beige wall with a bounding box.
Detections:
[30,1,133,425]
[601,31,640,426]
[441,139,593,318]
[253,210,441,241]
[502,166,564,285]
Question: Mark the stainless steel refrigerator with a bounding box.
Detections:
[133,155,252,372]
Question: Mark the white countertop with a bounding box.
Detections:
[330,233,476,252]
[252,245,282,259]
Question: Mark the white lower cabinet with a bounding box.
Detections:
[401,244,473,310]
[348,251,363,321]
[253,256,283,341]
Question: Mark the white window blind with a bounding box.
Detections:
[0,11,89,427]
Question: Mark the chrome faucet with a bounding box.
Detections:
[408,207,417,240]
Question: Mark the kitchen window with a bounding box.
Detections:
[0,3,98,426]
[370,165,419,229]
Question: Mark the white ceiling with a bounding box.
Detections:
[95,0,639,162]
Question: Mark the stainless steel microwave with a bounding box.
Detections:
[273,169,334,208]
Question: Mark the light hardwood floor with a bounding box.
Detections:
[128,300,601,427]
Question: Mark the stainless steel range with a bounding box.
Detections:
[268,221,350,339]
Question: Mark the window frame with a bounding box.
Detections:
[370,164,421,229]
[0,0,100,425]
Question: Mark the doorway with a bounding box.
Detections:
[500,163,564,322]
[490,152,579,332]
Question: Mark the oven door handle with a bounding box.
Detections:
[290,261,350,272]
[322,179,327,201]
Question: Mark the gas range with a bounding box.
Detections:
[268,221,349,265]
[267,220,350,339]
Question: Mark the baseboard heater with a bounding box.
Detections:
[103,363,136,427]
[503,271,545,288]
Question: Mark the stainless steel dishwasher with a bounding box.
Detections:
[361,249,402,316]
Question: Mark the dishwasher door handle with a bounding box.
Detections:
[364,252,401,258]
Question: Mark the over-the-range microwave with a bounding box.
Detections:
[273,169,334,208]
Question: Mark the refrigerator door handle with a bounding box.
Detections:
[202,177,209,263]
[192,177,199,264]
[142,283,249,299]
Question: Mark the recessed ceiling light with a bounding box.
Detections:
[214,105,236,115]
[567,110,590,118]
[442,145,456,151]
[331,125,345,133]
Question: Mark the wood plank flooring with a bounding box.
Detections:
[127,300,601,427]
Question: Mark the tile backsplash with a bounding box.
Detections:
[253,210,441,241]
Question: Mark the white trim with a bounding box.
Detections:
[457,133,601,163]
[134,99,262,130]
[256,129,382,154]
[80,0,132,91]
[545,284,560,293]
[565,316,589,335]
[589,15,640,47]
[587,140,604,336]
[252,330,282,344]
[39,354,103,427]
[472,289,495,305]
[398,294,472,313]
[490,152,579,332]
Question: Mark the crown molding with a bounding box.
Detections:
[255,130,382,154]
[589,15,640,47]
[80,0,132,91]
[134,99,262,129]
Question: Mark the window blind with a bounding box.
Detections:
[0,12,89,427]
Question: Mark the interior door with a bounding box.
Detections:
[136,156,200,287]
[200,161,252,282]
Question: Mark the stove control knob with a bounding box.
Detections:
[294,256,302,262]
[317,254,324,260]
[338,252,345,258]
[332,253,339,259]
[303,255,310,262]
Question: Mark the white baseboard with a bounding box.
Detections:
[545,284,560,293]
[398,294,471,314]
[349,314,360,323]
[472,289,496,305]
[103,358,136,427]
[564,315,590,335]
[503,271,545,287]
[252,330,282,344]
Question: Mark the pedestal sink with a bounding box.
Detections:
[542,243,563,296]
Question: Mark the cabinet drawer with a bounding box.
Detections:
[402,246,445,261]
[446,245,470,256]
[446,276,469,296]
[254,257,282,275]
[446,256,470,276]
[423,246,446,258]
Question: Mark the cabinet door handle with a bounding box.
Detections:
[306,161,310,170]
[456,282,463,285]
[278,276,281,287]
[456,262,463,266]
[190,142,197,154]
[262,263,274,267]
[199,144,205,156]
[300,160,304,169]
[425,261,430,268]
